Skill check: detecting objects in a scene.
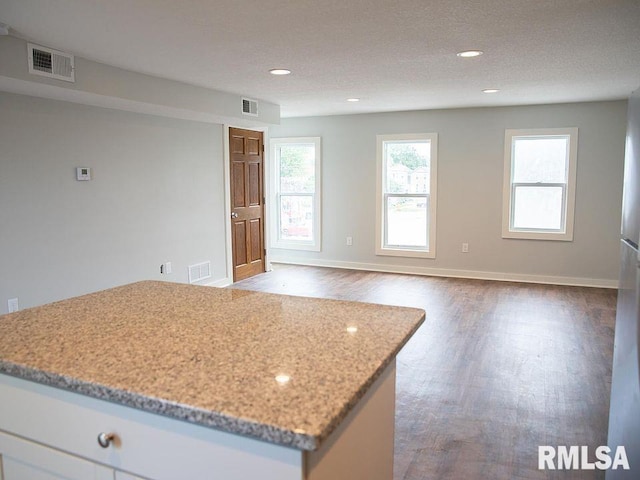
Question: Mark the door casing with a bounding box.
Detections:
[224,125,270,284]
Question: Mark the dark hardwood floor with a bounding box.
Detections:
[231,264,617,480]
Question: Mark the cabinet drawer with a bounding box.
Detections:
[0,430,114,480]
[0,374,301,480]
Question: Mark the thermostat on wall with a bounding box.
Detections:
[76,167,91,181]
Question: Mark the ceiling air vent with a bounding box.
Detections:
[27,43,75,82]
[242,98,259,116]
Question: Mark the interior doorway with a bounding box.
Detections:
[228,127,266,282]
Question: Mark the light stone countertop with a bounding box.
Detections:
[0,280,425,450]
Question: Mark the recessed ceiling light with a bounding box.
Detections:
[482,89,500,93]
[456,50,484,58]
[269,69,291,75]
[347,98,360,102]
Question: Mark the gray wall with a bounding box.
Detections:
[0,35,280,126]
[0,94,627,314]
[0,92,226,312]
[268,101,628,286]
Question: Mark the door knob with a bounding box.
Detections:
[231,212,238,219]
[97,432,115,448]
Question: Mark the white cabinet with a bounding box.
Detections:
[0,430,150,480]
[0,362,395,480]
[0,375,302,480]
[0,431,114,480]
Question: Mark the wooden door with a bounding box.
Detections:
[229,127,266,281]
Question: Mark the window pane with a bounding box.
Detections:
[512,186,563,230]
[279,144,315,194]
[386,196,428,247]
[512,136,568,183]
[280,195,313,241]
[384,141,431,194]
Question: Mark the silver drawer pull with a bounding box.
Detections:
[97,432,115,448]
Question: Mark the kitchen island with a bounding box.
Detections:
[0,281,424,480]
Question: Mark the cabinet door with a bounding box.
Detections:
[0,431,113,480]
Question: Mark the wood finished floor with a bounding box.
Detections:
[231,264,617,480]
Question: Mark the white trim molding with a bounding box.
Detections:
[269,137,322,252]
[502,127,578,241]
[376,133,438,258]
[223,125,272,285]
[205,277,233,288]
[269,259,617,289]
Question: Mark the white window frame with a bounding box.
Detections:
[270,137,322,251]
[376,133,438,258]
[502,127,578,241]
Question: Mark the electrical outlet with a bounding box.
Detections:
[462,243,469,253]
[8,298,19,313]
[160,262,172,275]
[346,236,353,246]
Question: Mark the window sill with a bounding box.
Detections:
[271,241,321,252]
[502,230,573,241]
[375,247,435,259]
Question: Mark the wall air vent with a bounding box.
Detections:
[188,261,212,284]
[27,43,75,82]
[242,98,259,116]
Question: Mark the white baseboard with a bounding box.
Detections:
[205,277,233,288]
[269,258,619,289]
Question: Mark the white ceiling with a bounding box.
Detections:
[1,0,640,118]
